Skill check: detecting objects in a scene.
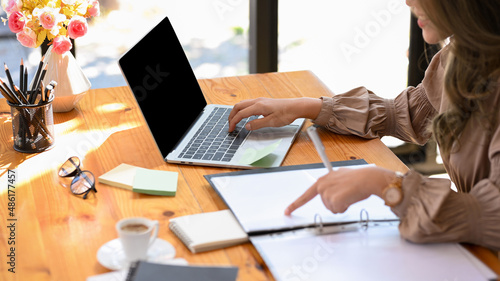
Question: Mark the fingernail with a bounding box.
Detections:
[245,123,252,130]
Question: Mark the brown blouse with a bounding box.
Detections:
[313,47,500,251]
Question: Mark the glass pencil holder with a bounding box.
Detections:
[8,97,55,153]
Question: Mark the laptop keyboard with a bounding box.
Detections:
[178,107,258,162]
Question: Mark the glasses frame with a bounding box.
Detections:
[58,156,97,199]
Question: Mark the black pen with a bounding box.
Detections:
[43,84,50,102]
[44,81,56,102]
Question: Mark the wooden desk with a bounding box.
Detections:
[0,71,498,280]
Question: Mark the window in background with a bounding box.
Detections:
[279,0,411,98]
[78,0,250,89]
[279,0,411,148]
[2,0,409,99]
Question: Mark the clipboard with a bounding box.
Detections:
[204,159,398,235]
[204,159,497,281]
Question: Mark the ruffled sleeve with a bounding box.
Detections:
[313,49,448,145]
[313,84,437,145]
[391,158,500,251]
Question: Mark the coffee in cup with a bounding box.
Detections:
[116,217,159,262]
[120,223,149,234]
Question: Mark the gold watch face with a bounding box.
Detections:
[384,186,402,206]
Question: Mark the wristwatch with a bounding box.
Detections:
[382,171,405,207]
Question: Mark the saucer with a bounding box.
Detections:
[97,238,176,270]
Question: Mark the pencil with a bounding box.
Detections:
[23,67,28,95]
[14,62,30,104]
[0,77,22,104]
[39,81,45,103]
[0,83,16,103]
[4,63,15,92]
[30,64,48,104]
[14,85,29,104]
[37,64,48,92]
[31,56,44,91]
[20,59,24,93]
[29,56,44,101]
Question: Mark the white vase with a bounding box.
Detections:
[41,46,91,112]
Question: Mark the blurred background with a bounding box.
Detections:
[1,0,410,96]
[2,0,445,175]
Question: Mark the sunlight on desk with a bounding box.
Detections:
[0,114,139,193]
[96,102,129,113]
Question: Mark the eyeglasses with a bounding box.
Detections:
[58,156,97,199]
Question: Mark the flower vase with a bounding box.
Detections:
[41,46,91,112]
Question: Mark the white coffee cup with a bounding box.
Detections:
[116,217,159,262]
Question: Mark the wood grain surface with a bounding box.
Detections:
[0,71,497,281]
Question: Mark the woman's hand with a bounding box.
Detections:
[284,167,398,215]
[228,97,322,132]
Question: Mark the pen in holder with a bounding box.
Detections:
[1,59,57,153]
[8,95,55,153]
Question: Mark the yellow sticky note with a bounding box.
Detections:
[239,139,282,166]
[97,163,137,190]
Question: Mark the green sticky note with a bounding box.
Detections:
[132,168,178,196]
[239,139,282,166]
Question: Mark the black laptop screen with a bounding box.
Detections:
[119,16,208,157]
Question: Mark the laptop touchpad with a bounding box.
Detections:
[241,125,299,151]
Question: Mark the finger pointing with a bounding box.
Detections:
[284,184,319,215]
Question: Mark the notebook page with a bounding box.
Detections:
[210,164,397,234]
[250,225,496,281]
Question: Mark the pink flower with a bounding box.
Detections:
[4,0,22,14]
[16,27,37,48]
[52,36,73,55]
[8,11,25,33]
[40,13,56,29]
[87,0,100,17]
[67,16,88,39]
[34,7,65,30]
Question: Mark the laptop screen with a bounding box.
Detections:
[119,16,207,157]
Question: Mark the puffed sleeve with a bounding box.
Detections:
[392,161,500,251]
[313,84,437,145]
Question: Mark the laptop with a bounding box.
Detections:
[118,16,304,169]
